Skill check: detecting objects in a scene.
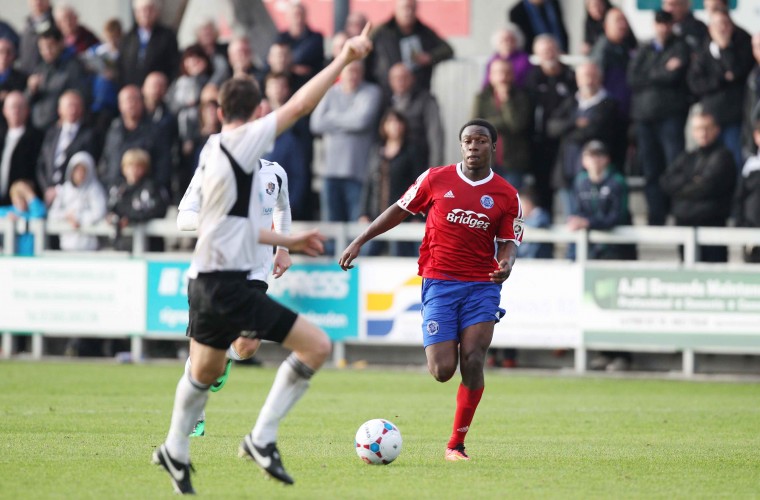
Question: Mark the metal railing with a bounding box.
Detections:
[3,217,759,265]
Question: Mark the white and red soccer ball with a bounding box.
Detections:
[354,419,402,465]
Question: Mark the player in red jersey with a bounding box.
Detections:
[340,119,524,461]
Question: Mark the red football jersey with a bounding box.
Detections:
[397,163,524,282]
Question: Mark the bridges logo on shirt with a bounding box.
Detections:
[446,209,490,230]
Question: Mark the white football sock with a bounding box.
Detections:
[165,373,209,463]
[251,353,314,446]
[184,357,205,422]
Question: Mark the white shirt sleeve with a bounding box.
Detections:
[177,164,204,231]
[271,162,292,251]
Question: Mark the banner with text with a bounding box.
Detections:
[146,261,191,336]
[584,267,760,335]
[0,258,146,334]
[359,259,582,347]
[267,260,359,340]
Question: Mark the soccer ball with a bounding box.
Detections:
[354,419,402,465]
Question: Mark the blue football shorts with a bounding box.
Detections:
[420,278,506,348]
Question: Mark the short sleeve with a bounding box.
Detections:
[496,191,524,245]
[397,169,433,215]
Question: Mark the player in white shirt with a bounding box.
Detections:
[152,24,374,495]
[177,157,294,438]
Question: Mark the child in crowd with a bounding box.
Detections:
[108,148,168,251]
[0,180,46,256]
[48,151,107,251]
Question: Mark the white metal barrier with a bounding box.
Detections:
[2,217,759,375]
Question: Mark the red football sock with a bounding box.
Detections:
[447,383,484,449]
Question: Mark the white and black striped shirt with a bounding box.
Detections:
[187,112,277,277]
[178,156,291,282]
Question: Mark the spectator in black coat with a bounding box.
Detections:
[99,85,170,192]
[524,34,576,214]
[0,38,28,130]
[662,0,708,52]
[369,0,453,93]
[36,90,97,205]
[661,111,736,263]
[742,34,760,159]
[118,0,179,87]
[0,91,42,205]
[509,0,569,54]
[628,10,690,226]
[275,3,324,82]
[688,9,753,171]
[736,122,760,262]
[26,27,90,131]
[547,61,619,218]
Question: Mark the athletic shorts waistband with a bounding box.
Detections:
[195,271,249,279]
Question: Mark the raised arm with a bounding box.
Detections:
[274,23,373,135]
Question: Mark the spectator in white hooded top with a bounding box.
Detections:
[47,150,107,250]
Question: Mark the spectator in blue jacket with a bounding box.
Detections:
[0,179,46,256]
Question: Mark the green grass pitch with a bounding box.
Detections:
[1,361,759,499]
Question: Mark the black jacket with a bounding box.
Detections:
[628,35,691,122]
[369,18,453,92]
[0,125,43,204]
[118,24,179,87]
[547,92,620,188]
[509,0,569,53]
[736,159,760,228]
[36,124,98,192]
[688,31,754,126]
[660,141,736,224]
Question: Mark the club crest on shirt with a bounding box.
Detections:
[513,217,525,238]
[480,195,494,209]
[426,320,439,335]
[266,182,276,195]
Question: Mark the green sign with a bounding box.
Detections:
[585,268,760,314]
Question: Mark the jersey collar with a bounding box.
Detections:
[456,162,494,186]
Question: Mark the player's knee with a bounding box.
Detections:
[234,338,260,358]
[311,332,332,363]
[428,362,456,383]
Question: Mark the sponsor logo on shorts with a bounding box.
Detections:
[426,320,439,335]
[480,195,494,209]
[446,209,490,230]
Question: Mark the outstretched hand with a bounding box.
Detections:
[338,242,362,271]
[341,22,373,63]
[489,259,512,284]
[287,229,326,257]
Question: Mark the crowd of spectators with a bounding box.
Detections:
[0,0,759,273]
